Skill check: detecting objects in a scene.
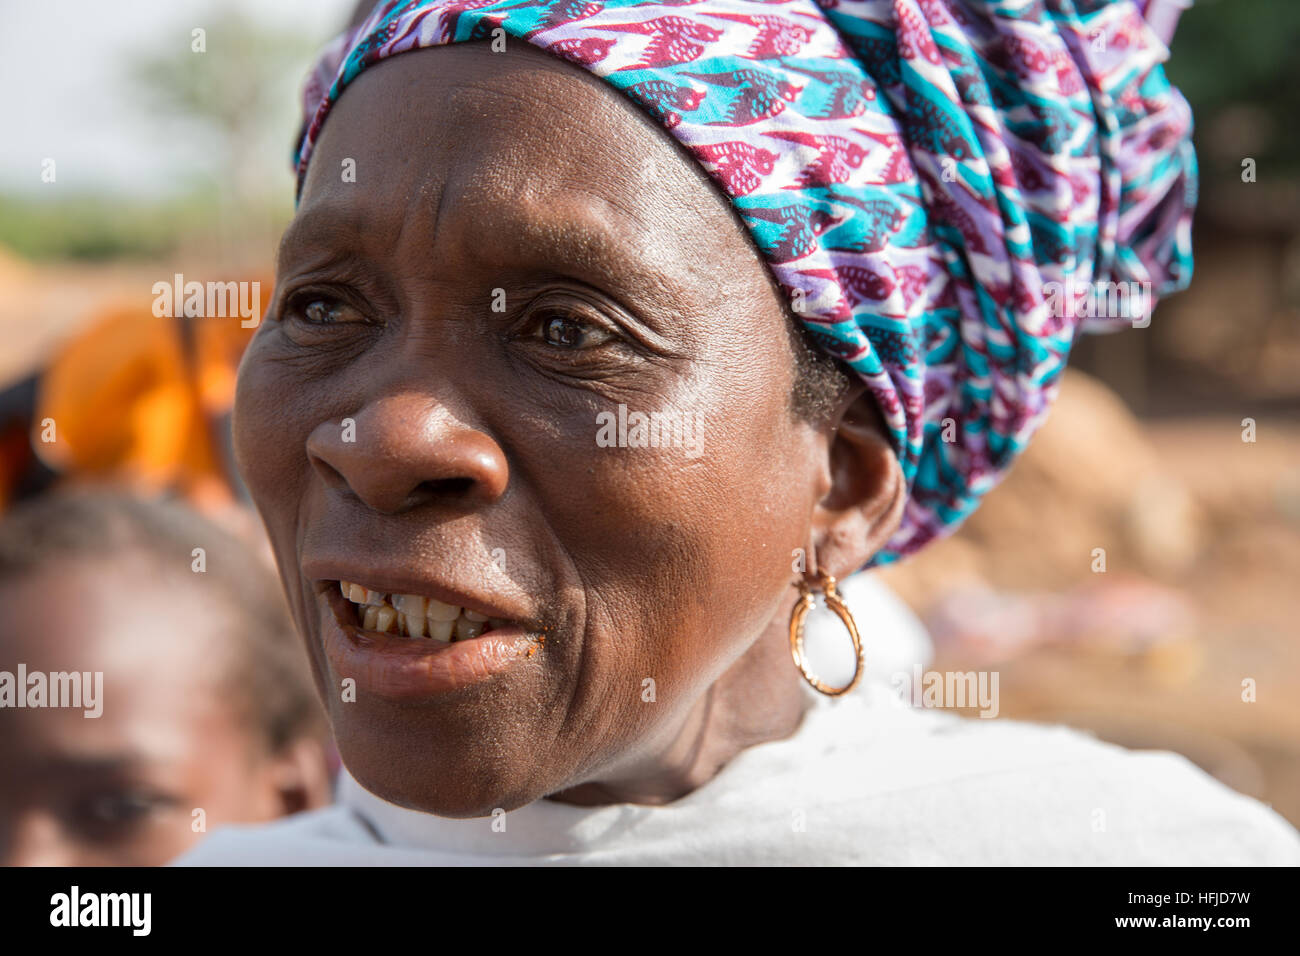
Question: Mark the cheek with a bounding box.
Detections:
[538,377,808,703]
[232,337,315,530]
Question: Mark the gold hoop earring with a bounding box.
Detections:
[789,569,864,697]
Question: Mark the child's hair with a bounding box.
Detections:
[0,488,324,754]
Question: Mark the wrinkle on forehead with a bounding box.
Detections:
[302,43,667,209]
[294,41,767,291]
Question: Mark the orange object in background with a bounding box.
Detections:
[19,278,267,512]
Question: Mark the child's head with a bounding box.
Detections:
[0,489,331,865]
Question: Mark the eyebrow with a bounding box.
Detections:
[277,202,370,271]
[502,201,670,290]
[32,753,146,780]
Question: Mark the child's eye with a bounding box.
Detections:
[69,788,178,841]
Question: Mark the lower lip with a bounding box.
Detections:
[316,588,537,700]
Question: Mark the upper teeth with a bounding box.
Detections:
[340,581,500,642]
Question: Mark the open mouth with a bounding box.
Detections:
[336,581,510,643]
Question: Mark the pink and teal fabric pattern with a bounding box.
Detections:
[293,0,1197,565]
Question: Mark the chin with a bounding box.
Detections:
[333,711,556,818]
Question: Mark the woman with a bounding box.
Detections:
[179,0,1299,863]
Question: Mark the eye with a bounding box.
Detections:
[284,291,367,326]
[89,792,156,824]
[532,309,616,350]
[69,789,177,840]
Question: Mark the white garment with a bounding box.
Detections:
[174,678,1300,866]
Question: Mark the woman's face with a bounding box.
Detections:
[234,42,832,815]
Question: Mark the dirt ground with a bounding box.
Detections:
[881,381,1300,827]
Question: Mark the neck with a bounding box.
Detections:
[547,590,811,807]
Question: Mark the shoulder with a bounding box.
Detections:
[758,687,1300,865]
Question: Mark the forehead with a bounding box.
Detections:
[0,560,250,764]
[306,41,683,199]
[291,41,761,289]
[0,557,234,679]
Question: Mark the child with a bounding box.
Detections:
[0,489,331,865]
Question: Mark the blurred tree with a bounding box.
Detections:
[127,6,317,246]
[1166,0,1300,189]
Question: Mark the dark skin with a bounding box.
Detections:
[234,41,904,816]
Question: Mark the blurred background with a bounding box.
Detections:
[0,0,1297,853]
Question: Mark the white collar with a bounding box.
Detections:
[335,688,864,858]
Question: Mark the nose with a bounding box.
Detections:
[306,392,509,515]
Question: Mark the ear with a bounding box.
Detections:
[810,386,906,578]
[264,737,334,817]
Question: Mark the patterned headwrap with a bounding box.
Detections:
[293,0,1196,565]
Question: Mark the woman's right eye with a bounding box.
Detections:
[285,293,367,326]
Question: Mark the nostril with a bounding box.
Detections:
[414,477,475,500]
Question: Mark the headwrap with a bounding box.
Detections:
[293,0,1196,565]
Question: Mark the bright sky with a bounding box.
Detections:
[0,0,356,198]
